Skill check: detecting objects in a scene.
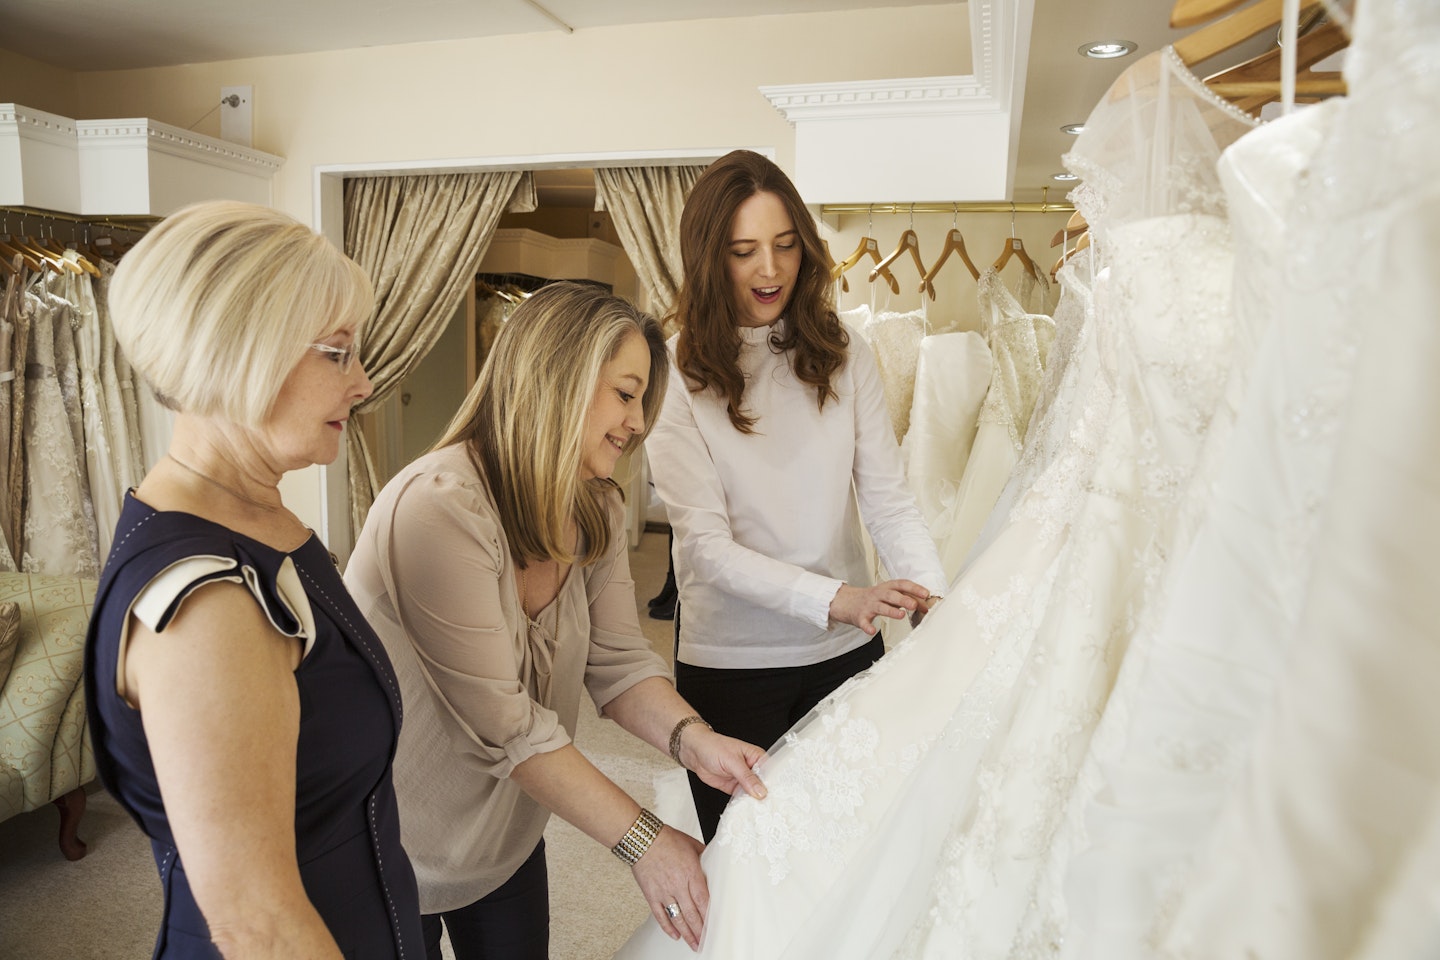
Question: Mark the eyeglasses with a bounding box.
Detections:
[309,341,359,374]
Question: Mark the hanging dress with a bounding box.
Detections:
[21,273,99,577]
[615,44,1254,960]
[930,268,1047,581]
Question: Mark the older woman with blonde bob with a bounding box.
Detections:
[345,281,767,958]
[85,200,423,958]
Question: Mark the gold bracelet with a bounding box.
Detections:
[611,808,664,866]
[668,714,711,766]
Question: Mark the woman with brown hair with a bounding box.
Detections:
[646,150,946,842]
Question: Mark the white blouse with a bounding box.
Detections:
[646,320,945,670]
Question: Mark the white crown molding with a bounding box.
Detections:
[759,75,996,121]
[76,118,283,175]
[762,0,1014,125]
[0,103,79,149]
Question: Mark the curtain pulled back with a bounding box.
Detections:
[343,170,533,538]
[592,165,704,327]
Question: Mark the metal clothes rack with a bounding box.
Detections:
[0,205,158,233]
[819,201,1074,216]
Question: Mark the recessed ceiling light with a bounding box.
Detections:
[1079,40,1137,59]
[1060,123,1085,135]
[1052,172,1079,181]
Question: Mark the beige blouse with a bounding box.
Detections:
[344,444,671,912]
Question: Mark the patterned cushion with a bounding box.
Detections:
[0,573,98,819]
[0,602,19,679]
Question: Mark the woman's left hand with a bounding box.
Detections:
[633,826,708,949]
[679,729,768,801]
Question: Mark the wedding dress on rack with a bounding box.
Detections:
[20,272,99,577]
[843,302,928,443]
[1151,3,1440,956]
[901,329,991,532]
[1013,92,1343,960]
[616,42,1253,960]
[930,267,1050,580]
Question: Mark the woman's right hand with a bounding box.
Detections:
[829,580,932,635]
[633,825,709,951]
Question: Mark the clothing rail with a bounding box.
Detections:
[0,205,158,232]
[820,202,1075,216]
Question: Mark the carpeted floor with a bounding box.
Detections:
[0,529,679,960]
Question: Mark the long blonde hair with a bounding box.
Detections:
[434,282,667,567]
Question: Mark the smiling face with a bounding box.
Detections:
[264,326,373,470]
[579,329,651,481]
[727,190,802,329]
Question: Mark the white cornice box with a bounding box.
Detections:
[76,118,283,216]
[760,0,1035,202]
[0,104,82,212]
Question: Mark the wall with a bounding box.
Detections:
[66,6,970,225]
[0,48,79,117]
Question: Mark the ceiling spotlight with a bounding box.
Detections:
[1052,172,1079,181]
[1060,123,1085,135]
[1079,40,1137,59]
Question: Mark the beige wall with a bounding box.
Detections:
[61,6,970,223]
[0,47,79,117]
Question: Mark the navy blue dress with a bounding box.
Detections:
[85,494,423,959]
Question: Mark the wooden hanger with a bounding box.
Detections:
[992,207,1039,280]
[922,227,980,290]
[1171,0,1252,29]
[821,238,849,293]
[1205,15,1348,105]
[0,236,43,273]
[0,251,17,277]
[994,236,1039,281]
[1172,0,1325,68]
[1050,211,1089,249]
[831,232,900,295]
[1049,231,1092,280]
[869,228,934,299]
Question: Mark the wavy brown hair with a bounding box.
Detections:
[673,150,847,433]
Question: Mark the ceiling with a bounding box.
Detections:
[0,0,1282,203]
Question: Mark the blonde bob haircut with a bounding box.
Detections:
[433,281,667,569]
[108,199,373,428]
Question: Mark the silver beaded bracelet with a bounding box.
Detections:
[612,808,664,866]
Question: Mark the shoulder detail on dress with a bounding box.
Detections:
[132,553,317,658]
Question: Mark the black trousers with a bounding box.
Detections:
[674,612,885,842]
[421,839,548,960]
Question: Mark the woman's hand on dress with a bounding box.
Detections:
[829,580,931,635]
[680,729,768,801]
[634,826,708,950]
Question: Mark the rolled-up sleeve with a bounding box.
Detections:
[583,497,672,712]
[381,471,570,778]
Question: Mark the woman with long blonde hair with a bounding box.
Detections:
[346,281,766,958]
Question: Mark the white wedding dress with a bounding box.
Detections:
[1153,3,1440,956]
[929,268,1048,581]
[1015,90,1342,960]
[616,46,1253,960]
[901,330,991,534]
